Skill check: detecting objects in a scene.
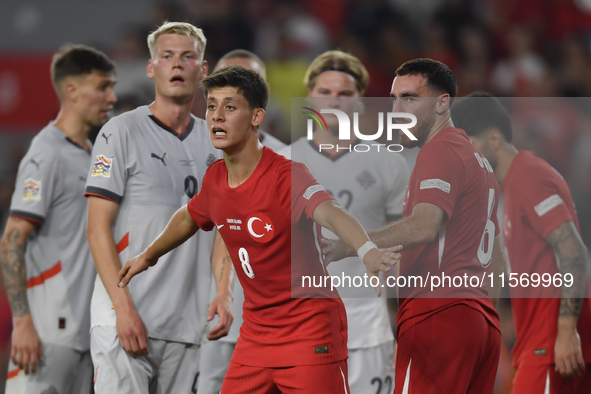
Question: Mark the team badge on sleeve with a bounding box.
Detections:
[303,184,325,200]
[22,179,41,200]
[420,179,451,193]
[91,155,113,178]
[534,194,563,217]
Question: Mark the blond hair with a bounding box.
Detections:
[304,50,369,93]
[147,21,207,59]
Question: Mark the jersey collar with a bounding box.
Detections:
[148,114,195,141]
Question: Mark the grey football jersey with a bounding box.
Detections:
[207,130,287,344]
[85,106,221,344]
[9,123,96,351]
[284,137,410,348]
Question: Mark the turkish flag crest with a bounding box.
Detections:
[246,212,275,243]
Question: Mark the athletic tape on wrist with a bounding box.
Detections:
[357,241,378,262]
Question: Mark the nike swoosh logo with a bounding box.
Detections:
[216,224,224,229]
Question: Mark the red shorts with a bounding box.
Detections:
[220,359,350,394]
[394,304,500,394]
[512,363,591,394]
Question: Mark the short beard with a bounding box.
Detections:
[399,111,435,148]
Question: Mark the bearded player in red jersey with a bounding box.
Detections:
[324,58,504,394]
[117,65,402,393]
[452,92,591,394]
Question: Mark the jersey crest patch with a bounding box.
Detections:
[22,178,41,200]
[420,179,451,193]
[246,212,275,243]
[303,184,325,200]
[206,153,216,167]
[91,155,113,178]
[356,170,376,190]
[534,194,563,217]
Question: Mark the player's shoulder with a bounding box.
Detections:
[24,123,69,162]
[101,105,150,136]
[512,151,565,187]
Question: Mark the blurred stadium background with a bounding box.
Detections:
[1,0,591,392]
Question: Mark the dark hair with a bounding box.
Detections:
[201,65,269,110]
[451,91,513,143]
[396,58,457,105]
[51,44,115,92]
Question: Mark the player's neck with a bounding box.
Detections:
[149,94,195,135]
[224,137,264,188]
[494,144,519,185]
[313,127,355,154]
[420,116,454,148]
[53,107,90,150]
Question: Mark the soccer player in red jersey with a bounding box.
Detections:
[452,92,591,394]
[324,58,504,394]
[117,65,402,393]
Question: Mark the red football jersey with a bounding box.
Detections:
[187,147,348,367]
[502,150,591,367]
[397,127,501,339]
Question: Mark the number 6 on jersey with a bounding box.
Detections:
[239,247,255,279]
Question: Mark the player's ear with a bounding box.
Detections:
[435,94,450,115]
[488,129,503,150]
[63,78,78,103]
[147,59,154,79]
[201,60,209,79]
[252,108,265,127]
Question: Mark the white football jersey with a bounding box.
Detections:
[85,106,222,344]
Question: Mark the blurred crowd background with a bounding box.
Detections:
[1,0,591,392]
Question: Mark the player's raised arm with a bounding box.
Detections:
[118,205,199,287]
[313,199,402,296]
[0,218,42,374]
[546,220,588,377]
[206,231,234,340]
[323,202,444,264]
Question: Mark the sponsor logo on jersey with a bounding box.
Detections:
[91,155,113,177]
[356,170,376,190]
[22,178,41,200]
[534,194,563,217]
[29,158,42,169]
[101,133,112,144]
[315,346,329,354]
[151,152,167,166]
[420,179,451,193]
[303,184,325,200]
[246,212,274,243]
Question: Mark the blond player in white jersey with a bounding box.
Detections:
[279,51,410,394]
[1,45,116,394]
[84,22,231,393]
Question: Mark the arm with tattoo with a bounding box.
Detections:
[0,217,43,374]
[546,220,588,377]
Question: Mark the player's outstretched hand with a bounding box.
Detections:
[206,293,234,340]
[555,325,585,377]
[363,245,403,297]
[321,237,355,266]
[11,314,43,374]
[118,252,158,288]
[115,305,149,357]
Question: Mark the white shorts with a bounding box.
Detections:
[91,326,200,394]
[5,342,93,394]
[197,340,236,394]
[348,341,395,394]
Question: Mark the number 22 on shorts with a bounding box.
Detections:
[239,247,255,279]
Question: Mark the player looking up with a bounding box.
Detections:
[452,92,591,394]
[84,22,229,393]
[118,65,402,393]
[324,58,504,394]
[1,44,116,394]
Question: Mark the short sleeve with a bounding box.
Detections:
[278,161,333,222]
[9,144,60,226]
[84,121,129,204]
[383,154,411,220]
[187,168,214,231]
[519,171,572,239]
[411,141,464,220]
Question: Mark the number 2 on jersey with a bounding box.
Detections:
[239,247,255,279]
